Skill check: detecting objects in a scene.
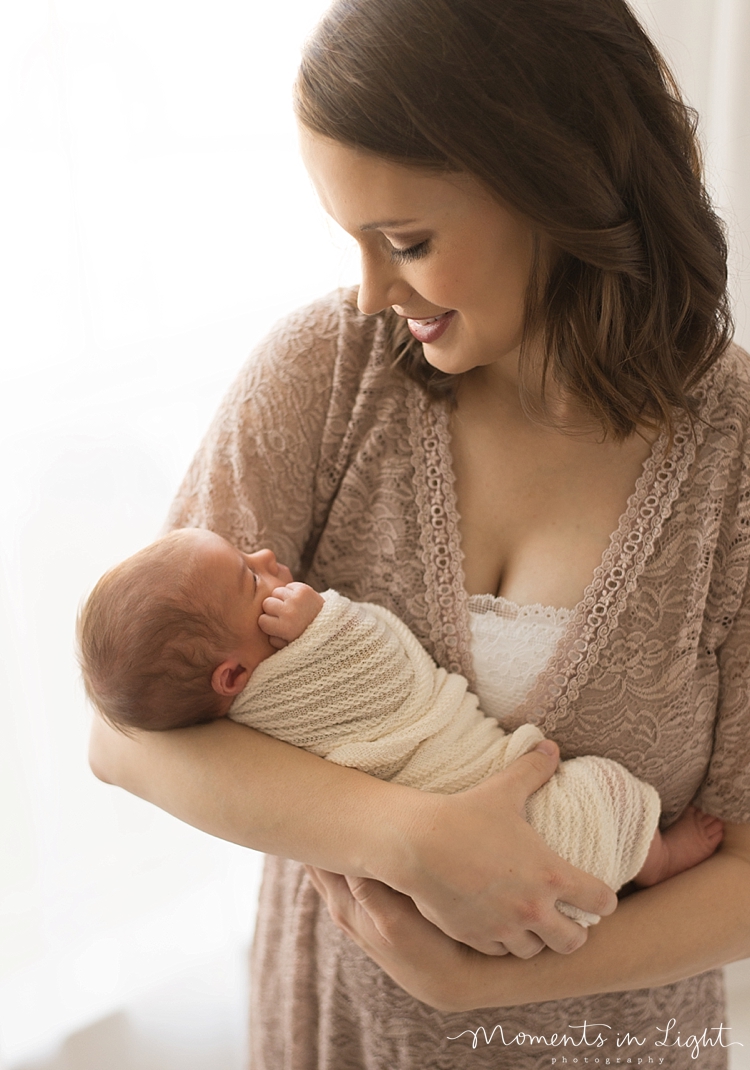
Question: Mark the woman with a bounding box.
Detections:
[89,0,750,1066]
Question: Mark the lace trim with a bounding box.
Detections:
[468,592,575,628]
[532,414,703,734]
[407,388,474,683]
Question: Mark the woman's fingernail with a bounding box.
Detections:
[535,740,557,756]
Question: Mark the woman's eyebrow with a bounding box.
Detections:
[359,218,419,231]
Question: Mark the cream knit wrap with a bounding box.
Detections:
[229,591,660,926]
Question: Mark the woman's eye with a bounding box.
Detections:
[389,240,430,264]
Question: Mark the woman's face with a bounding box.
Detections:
[299,127,541,379]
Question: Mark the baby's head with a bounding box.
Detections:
[77,528,293,732]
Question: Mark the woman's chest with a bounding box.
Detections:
[450,407,656,609]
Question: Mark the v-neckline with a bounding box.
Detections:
[411,386,709,734]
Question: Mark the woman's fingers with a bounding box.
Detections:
[344,873,418,941]
[304,866,479,1012]
[507,910,587,957]
[305,867,358,934]
[492,929,547,959]
[305,865,418,947]
[551,859,618,922]
[502,740,560,804]
[305,867,417,953]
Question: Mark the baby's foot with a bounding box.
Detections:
[634,806,724,888]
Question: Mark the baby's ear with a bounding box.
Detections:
[211,659,250,697]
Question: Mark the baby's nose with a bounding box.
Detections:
[253,548,277,571]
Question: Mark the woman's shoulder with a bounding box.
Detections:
[245,286,387,382]
[694,339,750,453]
[218,287,409,455]
[704,339,750,412]
[687,341,750,553]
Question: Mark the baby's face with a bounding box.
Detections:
[180,529,294,672]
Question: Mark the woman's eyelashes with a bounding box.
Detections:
[388,239,431,264]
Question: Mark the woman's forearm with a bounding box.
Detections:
[89,716,616,956]
[89,714,421,877]
[466,825,750,1009]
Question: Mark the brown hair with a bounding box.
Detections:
[77,531,231,732]
[295,0,733,442]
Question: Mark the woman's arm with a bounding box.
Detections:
[89,715,616,957]
[306,821,750,1012]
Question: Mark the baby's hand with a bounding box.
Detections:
[259,582,325,649]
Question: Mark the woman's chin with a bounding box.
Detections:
[421,343,476,377]
[422,332,526,380]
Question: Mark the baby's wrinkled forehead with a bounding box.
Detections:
[168,526,227,552]
[150,529,228,601]
[169,529,250,613]
[166,528,237,572]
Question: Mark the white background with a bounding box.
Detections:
[0,1,748,1067]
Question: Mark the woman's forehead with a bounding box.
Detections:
[298,127,486,230]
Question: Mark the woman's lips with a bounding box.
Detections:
[406,310,456,343]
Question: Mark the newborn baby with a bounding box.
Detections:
[78,528,723,924]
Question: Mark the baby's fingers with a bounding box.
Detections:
[258,610,288,636]
[261,595,287,619]
[268,584,297,602]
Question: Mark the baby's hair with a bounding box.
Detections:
[77,530,233,732]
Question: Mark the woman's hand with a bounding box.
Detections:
[386,741,617,958]
[305,866,482,1013]
[310,825,750,1012]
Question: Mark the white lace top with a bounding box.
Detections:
[468,593,574,724]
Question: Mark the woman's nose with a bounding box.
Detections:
[357,250,414,316]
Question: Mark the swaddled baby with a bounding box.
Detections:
[78,528,723,925]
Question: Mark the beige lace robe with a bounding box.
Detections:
[168,288,750,1070]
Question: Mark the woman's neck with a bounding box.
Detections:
[457,358,610,444]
